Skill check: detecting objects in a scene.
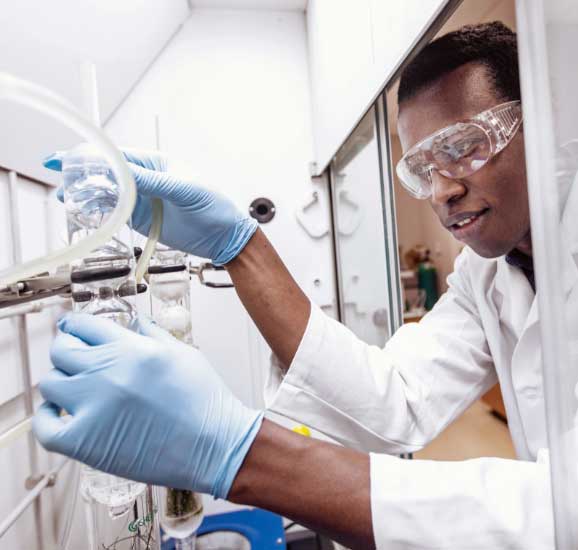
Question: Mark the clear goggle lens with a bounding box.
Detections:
[396,100,522,199]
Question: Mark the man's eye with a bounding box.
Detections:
[406,151,431,175]
[436,138,480,161]
[455,139,481,158]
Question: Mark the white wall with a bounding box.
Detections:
[307,0,447,173]
[104,4,336,511]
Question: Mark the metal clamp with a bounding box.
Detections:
[0,272,71,309]
[190,263,234,288]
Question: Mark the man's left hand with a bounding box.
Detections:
[33,313,263,498]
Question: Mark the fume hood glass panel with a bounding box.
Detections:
[542,2,578,543]
[331,107,392,346]
[517,0,578,546]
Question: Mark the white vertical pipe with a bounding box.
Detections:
[80,62,101,128]
[0,417,33,451]
[155,114,162,151]
[8,170,44,550]
[0,459,68,541]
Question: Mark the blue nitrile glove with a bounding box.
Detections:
[33,313,264,498]
[44,149,258,265]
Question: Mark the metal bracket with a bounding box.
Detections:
[295,191,330,239]
[336,190,362,236]
[189,262,234,288]
[24,475,44,491]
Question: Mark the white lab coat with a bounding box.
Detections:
[264,189,578,548]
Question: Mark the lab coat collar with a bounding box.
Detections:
[494,177,578,330]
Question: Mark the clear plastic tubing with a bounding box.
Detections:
[136,198,163,283]
[0,71,136,287]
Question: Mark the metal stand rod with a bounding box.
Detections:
[0,297,66,320]
[0,417,32,451]
[0,459,68,540]
[8,171,44,550]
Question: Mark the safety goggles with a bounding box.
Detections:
[396,100,522,199]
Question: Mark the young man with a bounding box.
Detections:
[35,23,563,549]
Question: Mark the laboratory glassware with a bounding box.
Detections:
[62,145,161,550]
[149,246,204,549]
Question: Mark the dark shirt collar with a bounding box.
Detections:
[505,249,535,292]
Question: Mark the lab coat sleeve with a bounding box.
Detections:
[265,249,497,454]
[370,450,554,549]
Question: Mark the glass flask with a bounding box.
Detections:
[148,245,204,549]
[62,144,160,550]
[158,487,204,549]
[82,479,160,550]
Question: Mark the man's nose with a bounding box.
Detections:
[430,171,467,206]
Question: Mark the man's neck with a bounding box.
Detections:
[514,232,533,257]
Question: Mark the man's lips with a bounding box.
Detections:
[445,208,490,230]
[445,208,491,240]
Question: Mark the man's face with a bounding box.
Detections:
[397,62,531,258]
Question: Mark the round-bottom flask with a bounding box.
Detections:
[159,487,204,542]
[82,294,136,328]
[81,473,160,550]
[81,467,146,518]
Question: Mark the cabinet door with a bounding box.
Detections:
[307,0,448,172]
[307,0,374,172]
[370,0,446,77]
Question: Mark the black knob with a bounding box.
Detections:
[249,197,276,224]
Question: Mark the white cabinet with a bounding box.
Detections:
[370,0,444,79]
[0,0,189,185]
[307,0,374,173]
[307,0,446,172]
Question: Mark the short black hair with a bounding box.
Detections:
[398,21,520,105]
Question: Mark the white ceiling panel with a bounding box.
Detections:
[0,0,189,184]
[191,0,307,11]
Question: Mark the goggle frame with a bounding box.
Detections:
[396,100,523,199]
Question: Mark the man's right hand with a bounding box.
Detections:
[44,149,258,266]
